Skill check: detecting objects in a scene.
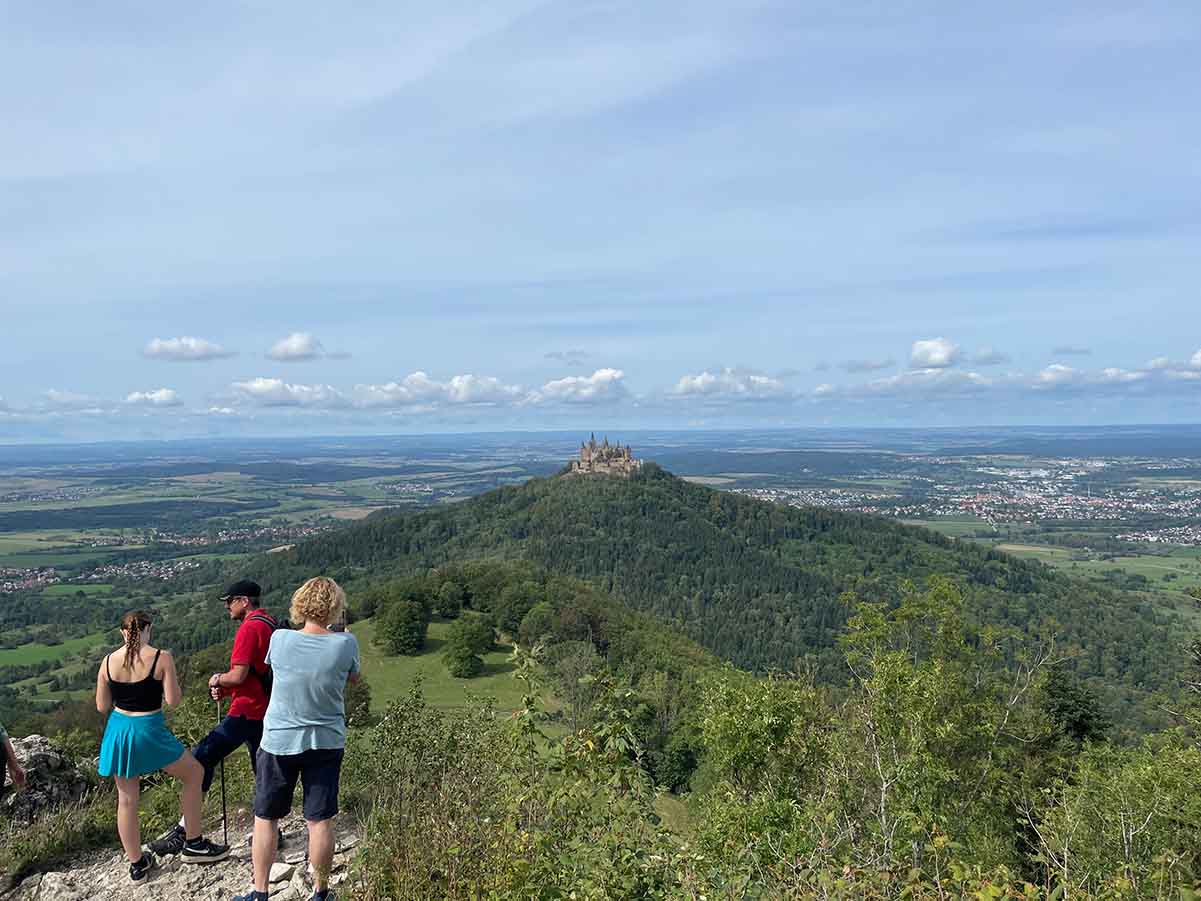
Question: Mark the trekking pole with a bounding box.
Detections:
[216,695,228,847]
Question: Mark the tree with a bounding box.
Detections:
[518,602,555,647]
[443,642,483,678]
[376,599,428,656]
[435,580,465,619]
[447,616,493,656]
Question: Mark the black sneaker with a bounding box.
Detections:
[148,823,187,856]
[129,851,157,885]
[310,891,336,901]
[181,836,230,864]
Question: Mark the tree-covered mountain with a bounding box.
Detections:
[251,464,1190,728]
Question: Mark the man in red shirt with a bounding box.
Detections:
[151,579,278,856]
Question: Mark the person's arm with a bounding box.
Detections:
[2,729,24,789]
[95,657,112,714]
[346,635,362,684]
[160,652,182,707]
[208,663,250,693]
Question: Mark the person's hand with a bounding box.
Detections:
[9,762,25,789]
[210,685,222,701]
[208,673,222,689]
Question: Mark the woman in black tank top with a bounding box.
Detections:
[95,611,229,883]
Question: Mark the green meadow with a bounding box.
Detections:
[352,618,529,714]
[0,631,110,667]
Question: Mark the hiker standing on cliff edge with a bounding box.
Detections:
[151,579,282,855]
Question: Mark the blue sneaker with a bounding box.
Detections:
[232,892,269,901]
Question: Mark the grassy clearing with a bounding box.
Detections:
[905,517,994,538]
[0,631,109,667]
[41,583,113,597]
[996,543,1201,593]
[353,618,528,714]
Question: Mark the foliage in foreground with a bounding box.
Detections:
[342,579,1200,900]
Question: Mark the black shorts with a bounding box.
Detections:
[253,747,344,822]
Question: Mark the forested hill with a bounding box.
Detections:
[257,464,1189,725]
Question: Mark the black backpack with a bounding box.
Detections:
[245,612,279,696]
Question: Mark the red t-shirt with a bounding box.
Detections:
[226,612,275,720]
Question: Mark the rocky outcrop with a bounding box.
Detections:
[4,815,359,900]
[1,735,92,825]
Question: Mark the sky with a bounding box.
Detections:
[2,1,1199,442]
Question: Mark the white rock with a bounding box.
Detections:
[268,862,295,883]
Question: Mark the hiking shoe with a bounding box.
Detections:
[181,836,230,864]
[232,892,269,901]
[129,851,157,885]
[148,823,187,856]
[310,891,336,901]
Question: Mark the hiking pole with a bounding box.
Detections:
[216,695,228,847]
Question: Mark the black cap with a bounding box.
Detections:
[219,579,262,601]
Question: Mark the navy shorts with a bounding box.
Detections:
[253,747,344,822]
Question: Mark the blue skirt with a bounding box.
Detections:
[99,710,185,778]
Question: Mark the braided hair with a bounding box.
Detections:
[121,610,153,670]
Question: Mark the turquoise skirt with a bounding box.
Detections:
[99,710,185,778]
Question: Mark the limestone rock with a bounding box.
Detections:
[268,862,294,883]
[1,735,92,825]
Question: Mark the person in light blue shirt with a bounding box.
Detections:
[234,577,360,901]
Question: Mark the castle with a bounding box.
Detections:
[568,433,642,477]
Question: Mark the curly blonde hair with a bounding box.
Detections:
[290,576,346,626]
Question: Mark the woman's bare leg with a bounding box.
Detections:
[113,776,142,862]
[163,751,204,839]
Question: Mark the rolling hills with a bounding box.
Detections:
[250,464,1190,728]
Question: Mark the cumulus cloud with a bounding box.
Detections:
[840,358,895,374]
[354,372,525,408]
[910,338,961,369]
[1147,356,1175,370]
[1052,344,1092,356]
[973,347,1011,366]
[143,336,235,362]
[813,368,994,401]
[544,349,591,366]
[232,377,347,407]
[125,388,183,407]
[532,368,629,405]
[267,332,327,362]
[1192,349,1201,370]
[205,406,237,416]
[671,367,792,401]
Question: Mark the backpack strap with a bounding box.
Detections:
[149,648,163,679]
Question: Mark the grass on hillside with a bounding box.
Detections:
[352,617,531,714]
[0,631,109,667]
[40,583,113,597]
[996,543,1201,593]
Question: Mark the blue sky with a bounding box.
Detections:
[2,1,1199,441]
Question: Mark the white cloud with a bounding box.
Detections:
[672,367,791,401]
[354,372,525,408]
[125,388,183,407]
[44,389,94,408]
[1191,349,1201,370]
[910,338,961,369]
[1036,363,1080,387]
[231,377,347,407]
[815,368,994,400]
[973,347,1011,366]
[1052,345,1092,356]
[143,336,235,362]
[1147,356,1175,370]
[267,332,325,362]
[532,368,629,405]
[205,406,237,415]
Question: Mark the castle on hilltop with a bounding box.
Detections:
[568,433,642,477]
